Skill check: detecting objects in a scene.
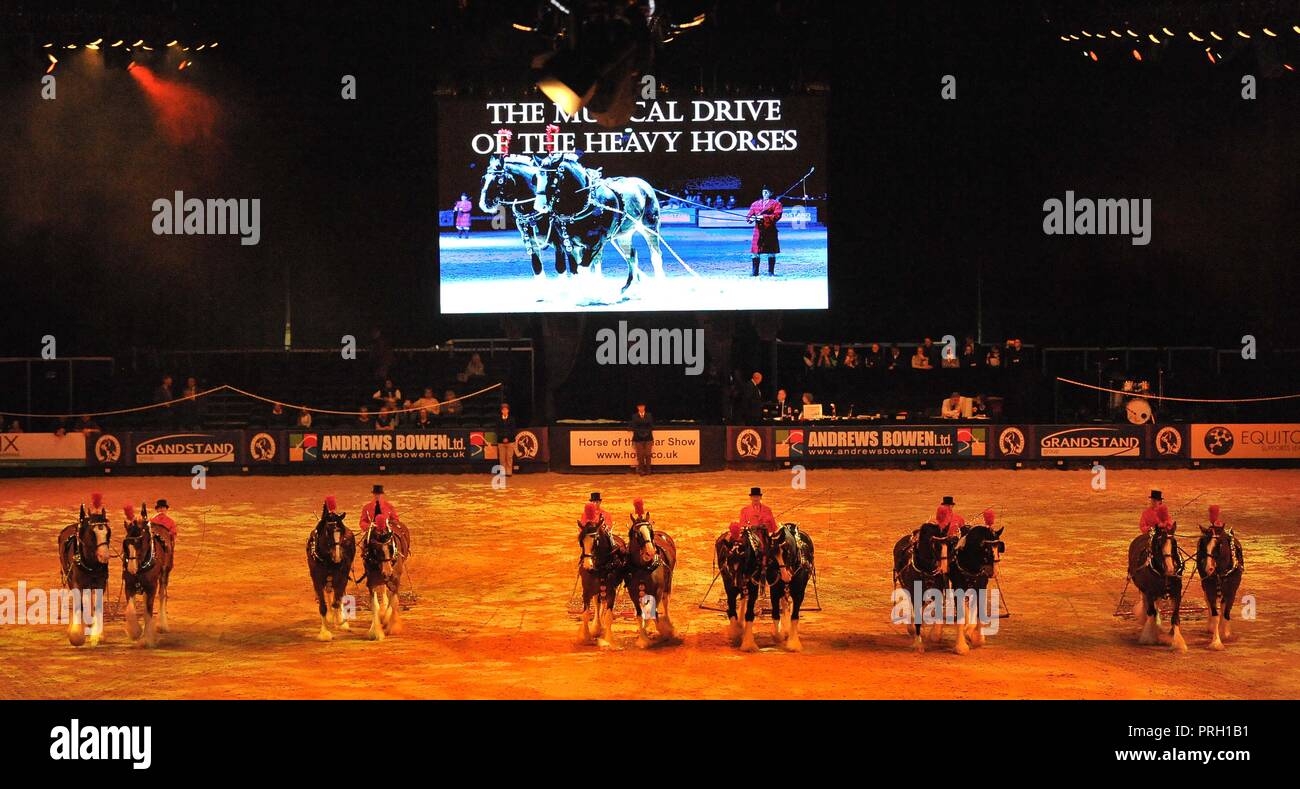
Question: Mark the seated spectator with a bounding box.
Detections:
[801,391,817,406]
[269,402,289,427]
[459,353,486,382]
[842,347,859,369]
[1006,338,1025,368]
[911,346,933,370]
[816,345,836,369]
[941,392,963,419]
[885,345,903,371]
[801,344,816,372]
[442,390,463,416]
[971,394,988,418]
[922,337,941,369]
[375,403,397,431]
[373,377,401,404]
[960,336,980,368]
[6,420,22,433]
[726,194,736,209]
[412,387,441,416]
[863,343,883,369]
[356,406,372,428]
[774,388,794,420]
[53,419,69,438]
[76,414,101,435]
[297,408,313,428]
[986,345,1002,368]
[413,407,435,430]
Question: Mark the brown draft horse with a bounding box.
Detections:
[1128,524,1187,652]
[626,512,677,648]
[361,517,409,641]
[1197,525,1244,650]
[893,522,950,653]
[307,503,356,641]
[714,526,764,652]
[121,502,174,648]
[577,516,626,648]
[57,506,111,646]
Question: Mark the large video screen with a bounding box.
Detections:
[437,95,827,313]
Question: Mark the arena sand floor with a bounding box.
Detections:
[1,469,1298,700]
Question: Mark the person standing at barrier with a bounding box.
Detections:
[495,402,517,476]
[454,192,473,239]
[631,401,654,475]
[746,187,783,277]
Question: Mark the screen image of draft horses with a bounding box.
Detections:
[3,468,1296,699]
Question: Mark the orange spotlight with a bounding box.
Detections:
[46,54,57,74]
[1132,49,1142,61]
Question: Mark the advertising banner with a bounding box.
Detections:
[1036,425,1145,458]
[0,433,86,467]
[132,431,242,465]
[568,429,701,466]
[289,430,478,463]
[775,425,988,460]
[1191,424,1300,460]
[727,426,773,461]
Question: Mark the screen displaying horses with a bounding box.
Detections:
[436,95,829,313]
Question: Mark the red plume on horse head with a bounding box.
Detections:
[374,512,390,533]
[1208,504,1222,524]
[496,128,513,155]
[123,503,135,521]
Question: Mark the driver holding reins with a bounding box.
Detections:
[361,484,398,530]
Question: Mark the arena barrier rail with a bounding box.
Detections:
[4,423,1300,474]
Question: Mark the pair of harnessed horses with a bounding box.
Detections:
[576,511,676,649]
[57,503,174,647]
[714,522,815,652]
[1128,521,1245,651]
[892,521,1005,654]
[478,152,665,294]
[306,503,409,642]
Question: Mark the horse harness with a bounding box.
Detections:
[66,518,112,581]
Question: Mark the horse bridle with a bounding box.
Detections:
[723,528,764,589]
[580,521,625,583]
[908,529,949,578]
[72,518,112,574]
[953,530,1002,580]
[772,527,808,581]
[123,519,157,573]
[311,519,346,566]
[630,519,662,571]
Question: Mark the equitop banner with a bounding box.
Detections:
[1190,424,1300,460]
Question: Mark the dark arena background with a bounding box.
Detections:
[1,0,1299,774]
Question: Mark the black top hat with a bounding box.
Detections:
[372,484,385,495]
[589,492,601,501]
[155,499,169,509]
[750,487,763,497]
[1150,489,1162,500]
[941,496,955,506]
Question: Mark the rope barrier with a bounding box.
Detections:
[1055,376,1300,404]
[0,381,503,420]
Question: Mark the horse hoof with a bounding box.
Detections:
[1208,639,1225,651]
[596,638,614,649]
[339,621,351,632]
[68,630,85,647]
[636,636,651,650]
[912,639,925,654]
[954,640,970,656]
[367,627,384,642]
[316,628,333,642]
[784,637,803,653]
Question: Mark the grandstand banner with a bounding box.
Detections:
[568,429,701,466]
[774,425,989,460]
[1191,424,1300,460]
[727,426,774,461]
[0,433,86,468]
[1035,425,1147,459]
[132,431,243,465]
